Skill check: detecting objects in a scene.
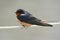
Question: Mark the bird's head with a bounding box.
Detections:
[15,9,25,16]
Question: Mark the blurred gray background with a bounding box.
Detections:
[0,0,60,40]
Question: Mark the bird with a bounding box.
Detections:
[15,9,53,28]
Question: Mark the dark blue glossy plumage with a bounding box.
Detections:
[16,9,53,27]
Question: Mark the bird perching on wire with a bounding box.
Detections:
[15,9,53,28]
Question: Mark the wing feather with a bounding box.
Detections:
[17,16,41,25]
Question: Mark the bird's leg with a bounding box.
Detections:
[22,25,25,28]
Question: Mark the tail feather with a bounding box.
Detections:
[36,21,53,27]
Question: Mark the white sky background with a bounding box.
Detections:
[0,0,60,40]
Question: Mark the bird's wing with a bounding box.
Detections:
[17,16,42,25]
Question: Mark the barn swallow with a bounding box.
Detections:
[15,9,53,28]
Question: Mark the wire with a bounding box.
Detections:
[0,22,60,29]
